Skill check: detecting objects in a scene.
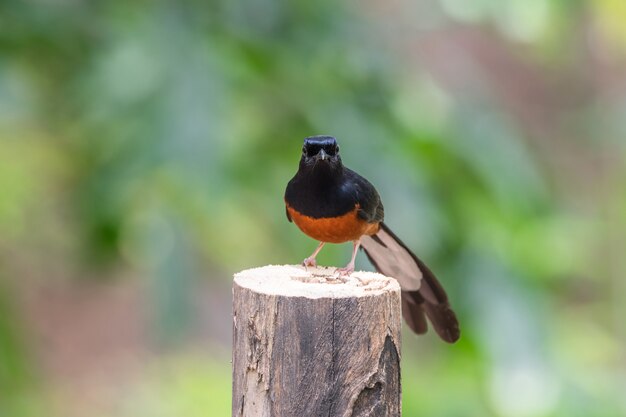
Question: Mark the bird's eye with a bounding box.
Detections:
[335,145,339,154]
[302,146,307,155]
[323,145,337,156]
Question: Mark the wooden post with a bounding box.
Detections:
[232,265,402,417]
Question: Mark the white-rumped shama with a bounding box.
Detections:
[285,135,460,343]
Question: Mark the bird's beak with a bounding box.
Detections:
[317,149,328,161]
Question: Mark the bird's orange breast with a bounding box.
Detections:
[286,204,380,244]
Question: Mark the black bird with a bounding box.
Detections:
[284,135,460,343]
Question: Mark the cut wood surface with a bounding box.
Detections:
[232,265,402,417]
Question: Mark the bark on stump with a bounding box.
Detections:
[232,265,402,417]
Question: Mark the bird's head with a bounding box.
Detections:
[300,136,342,173]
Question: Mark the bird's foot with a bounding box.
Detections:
[302,257,317,268]
[336,264,355,276]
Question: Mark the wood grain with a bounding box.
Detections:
[232,265,402,417]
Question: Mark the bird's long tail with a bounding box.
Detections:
[361,222,460,343]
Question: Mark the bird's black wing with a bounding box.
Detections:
[343,168,384,223]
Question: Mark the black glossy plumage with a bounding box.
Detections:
[285,136,460,343]
[285,136,383,221]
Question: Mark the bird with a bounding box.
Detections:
[284,135,460,343]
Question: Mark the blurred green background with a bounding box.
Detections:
[1,0,625,416]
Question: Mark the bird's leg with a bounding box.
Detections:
[336,239,361,276]
[303,242,325,268]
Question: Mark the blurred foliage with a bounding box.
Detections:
[0,272,39,417]
[1,0,626,416]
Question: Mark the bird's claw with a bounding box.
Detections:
[336,265,355,276]
[302,257,317,268]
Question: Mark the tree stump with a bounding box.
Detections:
[232,265,402,417]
